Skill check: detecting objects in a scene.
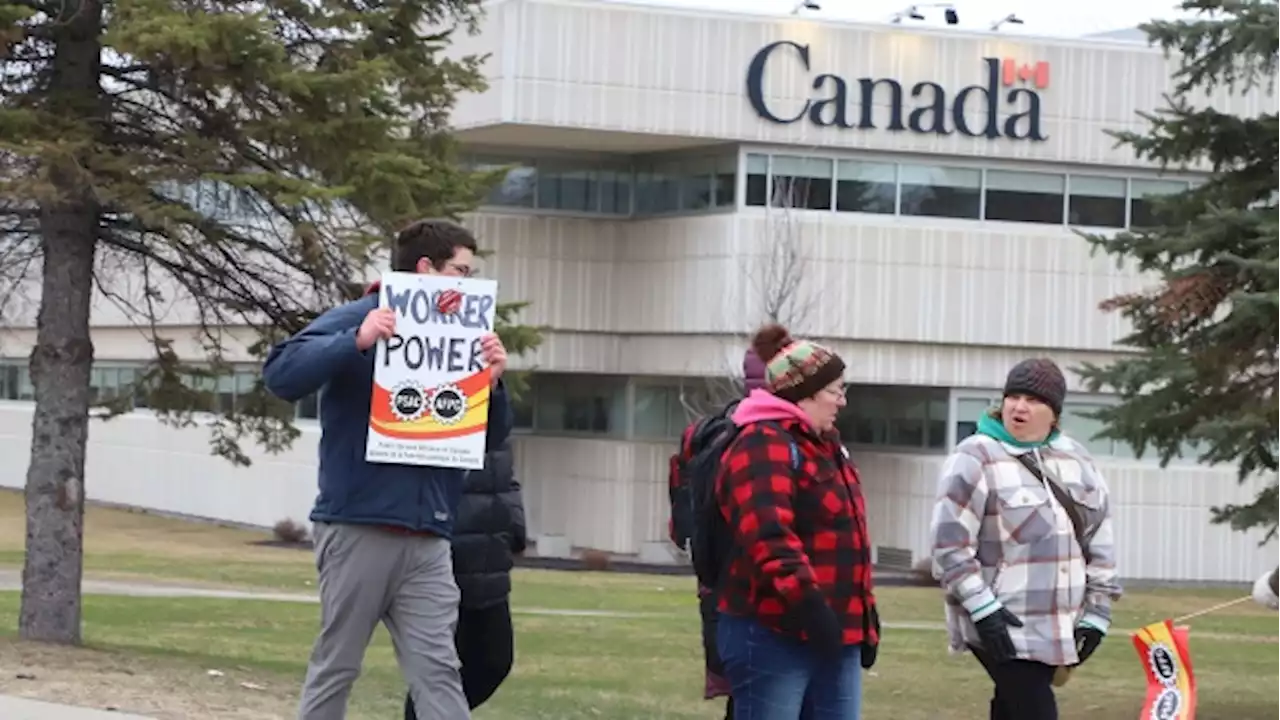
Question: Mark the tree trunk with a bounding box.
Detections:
[19,0,103,646]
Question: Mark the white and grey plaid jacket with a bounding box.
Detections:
[930,432,1122,667]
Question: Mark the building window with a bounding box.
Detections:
[511,383,535,430]
[2,358,350,423]
[501,374,539,431]
[741,150,1200,230]
[1059,402,1136,458]
[713,155,736,208]
[0,363,19,400]
[1067,175,1127,228]
[598,168,632,215]
[469,152,741,218]
[474,158,536,208]
[1130,179,1189,228]
[182,373,218,413]
[745,153,768,207]
[16,365,34,401]
[838,385,948,450]
[632,379,736,439]
[536,162,597,213]
[770,155,833,211]
[954,396,997,443]
[898,164,981,220]
[119,367,143,404]
[634,161,681,215]
[89,366,131,405]
[678,157,716,212]
[532,374,627,437]
[835,160,896,214]
[984,170,1065,225]
[632,384,679,439]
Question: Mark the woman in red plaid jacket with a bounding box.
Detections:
[714,324,879,720]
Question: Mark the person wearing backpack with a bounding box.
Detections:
[713,324,879,720]
[403,438,526,719]
[668,348,768,719]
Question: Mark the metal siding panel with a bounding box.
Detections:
[850,450,1276,583]
[510,435,673,555]
[486,0,1270,166]
[440,2,511,128]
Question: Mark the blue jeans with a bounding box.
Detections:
[716,612,863,720]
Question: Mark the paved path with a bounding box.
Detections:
[0,570,320,603]
[0,695,155,720]
[0,569,950,627]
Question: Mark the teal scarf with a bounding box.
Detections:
[976,411,1059,449]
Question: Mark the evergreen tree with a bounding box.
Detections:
[0,0,537,644]
[1077,0,1278,539]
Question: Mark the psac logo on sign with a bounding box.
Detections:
[1132,621,1197,720]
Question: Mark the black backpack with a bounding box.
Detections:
[669,401,800,590]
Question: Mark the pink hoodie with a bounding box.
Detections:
[732,389,815,431]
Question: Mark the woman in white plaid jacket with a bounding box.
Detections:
[929,358,1123,720]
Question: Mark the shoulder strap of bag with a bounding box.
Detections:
[759,420,802,472]
[1014,452,1093,564]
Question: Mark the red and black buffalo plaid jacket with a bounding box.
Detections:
[715,405,876,646]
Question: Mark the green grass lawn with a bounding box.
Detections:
[0,488,1276,719]
[0,588,1275,720]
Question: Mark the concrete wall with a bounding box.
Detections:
[2,401,1273,583]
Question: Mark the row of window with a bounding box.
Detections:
[837,386,950,450]
[469,149,1196,228]
[744,152,1192,229]
[0,361,1190,460]
[466,154,737,217]
[0,361,698,439]
[0,363,316,419]
[508,376,1150,459]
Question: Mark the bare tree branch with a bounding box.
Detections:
[680,173,826,421]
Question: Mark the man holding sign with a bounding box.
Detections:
[263,219,512,720]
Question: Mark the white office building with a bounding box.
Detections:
[1,0,1274,581]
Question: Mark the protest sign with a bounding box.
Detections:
[1132,620,1196,720]
[365,271,498,470]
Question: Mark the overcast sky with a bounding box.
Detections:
[623,0,1192,38]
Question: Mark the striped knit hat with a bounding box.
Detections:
[751,324,846,403]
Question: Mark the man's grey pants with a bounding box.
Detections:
[298,522,469,720]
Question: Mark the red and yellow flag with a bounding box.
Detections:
[1131,620,1196,720]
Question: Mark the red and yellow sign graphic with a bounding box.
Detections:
[1132,620,1196,720]
[369,367,492,441]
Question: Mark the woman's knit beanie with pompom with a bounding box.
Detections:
[750,323,846,404]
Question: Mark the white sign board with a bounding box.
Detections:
[365,271,499,470]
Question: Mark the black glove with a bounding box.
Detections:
[798,590,844,662]
[1074,625,1105,665]
[974,607,1024,664]
[861,605,880,669]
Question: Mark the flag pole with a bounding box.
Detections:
[1052,593,1253,687]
